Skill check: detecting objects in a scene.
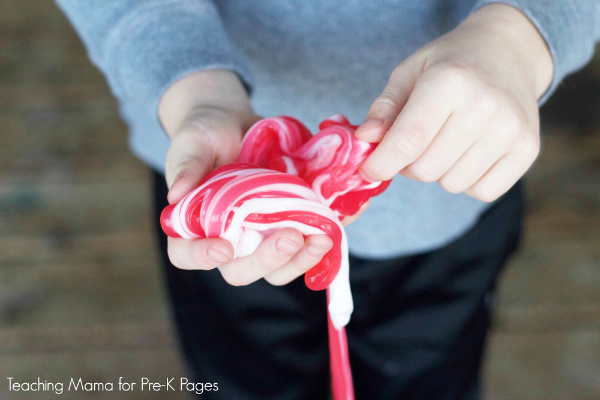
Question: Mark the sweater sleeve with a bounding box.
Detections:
[472,0,600,104]
[55,0,254,123]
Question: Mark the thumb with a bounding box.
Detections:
[165,131,216,205]
[165,110,253,205]
[354,54,424,143]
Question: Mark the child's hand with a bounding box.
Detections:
[355,4,553,202]
[159,70,359,287]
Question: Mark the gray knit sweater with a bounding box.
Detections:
[56,0,599,258]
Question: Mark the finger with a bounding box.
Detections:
[437,132,514,194]
[264,235,334,286]
[165,109,253,204]
[359,72,454,182]
[166,141,214,204]
[399,113,479,183]
[340,200,370,226]
[355,59,423,143]
[465,136,539,202]
[218,228,304,286]
[167,236,234,270]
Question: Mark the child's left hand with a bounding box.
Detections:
[355,4,553,202]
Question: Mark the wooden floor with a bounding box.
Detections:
[0,1,598,399]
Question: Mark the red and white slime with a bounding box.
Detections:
[161,114,390,400]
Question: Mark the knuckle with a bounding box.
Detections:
[377,91,401,106]
[438,176,465,194]
[518,135,540,161]
[264,275,288,287]
[371,91,401,114]
[180,108,224,135]
[365,162,394,181]
[171,125,204,145]
[508,136,539,173]
[221,269,246,287]
[165,152,202,181]
[409,159,441,182]
[469,186,500,203]
[501,110,526,135]
[434,63,471,89]
[388,128,425,160]
[477,90,503,117]
[254,254,281,274]
[176,155,201,171]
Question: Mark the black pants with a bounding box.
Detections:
[152,172,523,400]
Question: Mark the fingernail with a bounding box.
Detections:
[307,242,332,257]
[207,248,229,264]
[276,237,302,256]
[357,118,383,133]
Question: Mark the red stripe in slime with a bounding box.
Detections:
[160,114,391,400]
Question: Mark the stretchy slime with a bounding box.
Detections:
[160,114,391,400]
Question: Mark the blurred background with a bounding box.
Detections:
[0,1,598,399]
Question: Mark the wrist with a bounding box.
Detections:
[464,3,554,99]
[158,70,252,137]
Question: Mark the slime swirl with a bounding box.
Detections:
[160,114,391,400]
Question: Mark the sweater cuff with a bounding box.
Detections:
[81,1,253,129]
[471,0,599,104]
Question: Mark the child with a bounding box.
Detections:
[57,1,600,398]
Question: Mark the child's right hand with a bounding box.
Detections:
[158,70,337,287]
[355,4,553,203]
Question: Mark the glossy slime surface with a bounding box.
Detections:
[160,114,391,400]
[161,114,389,326]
